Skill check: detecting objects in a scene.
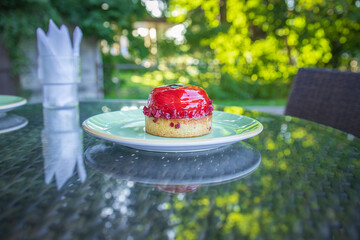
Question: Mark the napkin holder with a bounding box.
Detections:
[37,20,82,109]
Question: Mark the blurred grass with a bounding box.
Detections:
[104,71,154,99]
[105,70,287,106]
[213,99,287,106]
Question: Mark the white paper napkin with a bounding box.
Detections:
[37,19,83,83]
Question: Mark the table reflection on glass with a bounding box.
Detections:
[0,100,359,240]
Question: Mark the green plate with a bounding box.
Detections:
[82,109,263,152]
[0,95,27,113]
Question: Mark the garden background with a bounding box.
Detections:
[1,0,359,107]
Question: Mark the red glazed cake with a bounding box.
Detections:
[143,84,214,138]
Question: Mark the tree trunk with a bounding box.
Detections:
[220,0,227,24]
[0,40,19,95]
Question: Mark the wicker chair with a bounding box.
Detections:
[285,68,360,137]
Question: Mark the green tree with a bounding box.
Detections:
[0,0,148,74]
[167,0,360,98]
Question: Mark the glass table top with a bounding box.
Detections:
[0,100,359,239]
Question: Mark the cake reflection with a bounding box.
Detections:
[84,141,261,193]
[155,184,201,193]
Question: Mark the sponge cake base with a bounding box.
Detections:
[145,115,212,138]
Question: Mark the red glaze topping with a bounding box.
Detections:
[143,84,214,119]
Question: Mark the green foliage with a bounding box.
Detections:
[164,0,360,98]
[127,35,149,60]
[0,0,147,74]
[0,0,61,73]
[102,35,149,97]
[51,0,147,44]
